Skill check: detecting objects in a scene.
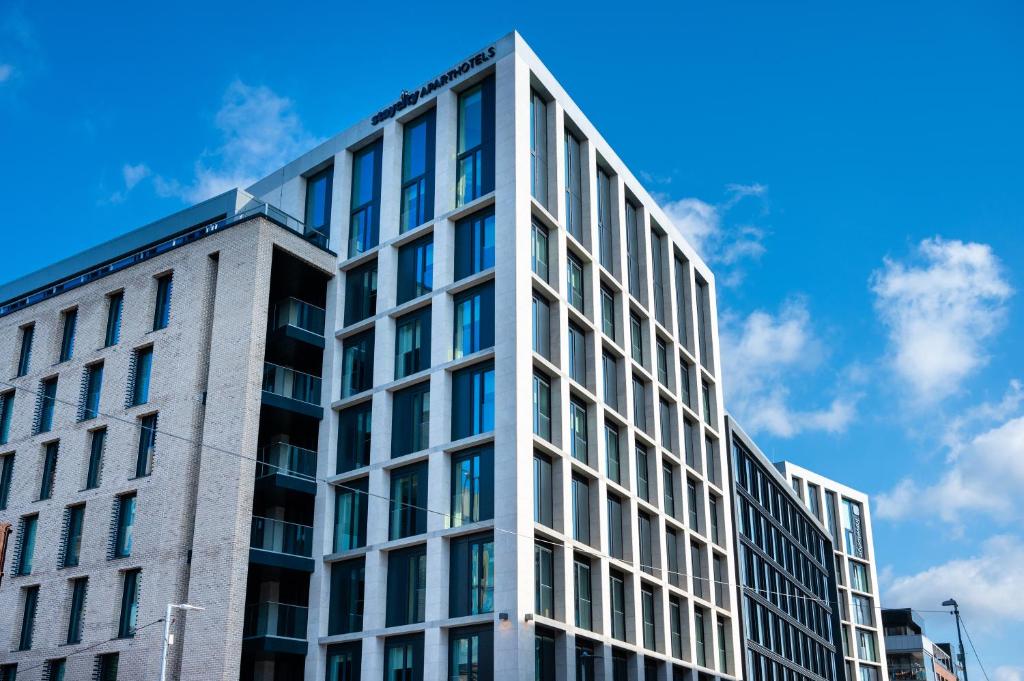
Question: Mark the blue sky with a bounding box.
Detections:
[2,0,1022,675]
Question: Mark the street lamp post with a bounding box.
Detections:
[160,602,205,681]
[942,599,969,681]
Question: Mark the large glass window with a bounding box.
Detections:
[852,594,873,625]
[601,288,617,340]
[326,642,361,681]
[0,452,13,509]
[337,402,372,473]
[385,635,423,681]
[691,542,706,599]
[454,283,495,359]
[304,166,333,246]
[395,307,431,379]
[67,577,88,644]
[401,110,435,232]
[349,139,383,257]
[531,221,549,281]
[135,414,157,478]
[390,381,430,459]
[390,463,427,539]
[39,441,58,500]
[603,352,619,410]
[113,492,136,558]
[105,292,123,347]
[534,542,554,618]
[659,399,673,451]
[638,512,654,575]
[62,503,85,568]
[695,278,713,370]
[97,654,119,681]
[635,445,649,501]
[530,91,549,207]
[342,330,374,398]
[153,274,173,331]
[651,232,666,323]
[568,323,587,384]
[564,131,583,240]
[344,260,378,326]
[533,452,553,527]
[334,478,368,552]
[19,585,39,650]
[387,545,427,626]
[633,376,647,431]
[17,324,33,376]
[670,597,683,659]
[597,170,613,269]
[849,560,870,592]
[573,555,593,630]
[450,532,494,616]
[17,514,38,575]
[59,308,77,362]
[130,347,153,407]
[605,423,621,482]
[630,315,644,365]
[37,376,58,434]
[396,236,433,304]
[533,372,552,441]
[81,363,103,421]
[607,494,624,559]
[666,529,681,588]
[451,361,495,440]
[694,608,707,666]
[625,201,641,298]
[0,391,12,446]
[857,629,878,662]
[451,447,493,527]
[449,626,493,681]
[329,558,365,635]
[641,585,656,650]
[610,571,626,640]
[663,465,676,517]
[456,76,495,206]
[454,209,495,281]
[842,498,867,559]
[532,294,551,358]
[571,474,591,544]
[117,568,141,638]
[570,400,588,464]
[567,255,585,311]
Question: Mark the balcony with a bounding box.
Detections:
[249,516,315,572]
[243,602,308,655]
[261,362,323,419]
[269,297,326,351]
[889,664,928,681]
[256,442,317,495]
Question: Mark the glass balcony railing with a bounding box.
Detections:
[257,442,317,480]
[250,516,313,557]
[262,362,321,406]
[270,298,326,337]
[244,602,308,639]
[889,665,928,681]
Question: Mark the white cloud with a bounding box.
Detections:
[996,666,1024,681]
[871,237,1012,405]
[122,162,151,190]
[883,534,1024,625]
[153,80,320,204]
[721,298,858,438]
[0,63,12,83]
[661,198,719,254]
[876,414,1024,523]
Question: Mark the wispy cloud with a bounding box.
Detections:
[720,297,859,438]
[996,666,1024,681]
[883,534,1024,626]
[0,63,12,83]
[103,163,152,205]
[871,237,1013,405]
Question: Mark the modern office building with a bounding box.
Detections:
[881,610,960,681]
[0,31,742,681]
[725,418,845,681]
[774,464,886,681]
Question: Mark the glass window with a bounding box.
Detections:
[694,608,707,666]
[691,542,706,599]
[625,201,641,298]
[0,452,14,509]
[709,495,721,544]
[597,170,613,270]
[62,503,85,568]
[656,341,668,385]
[601,288,616,340]
[666,529,681,588]
[641,585,656,650]
[0,390,12,446]
[602,352,619,410]
[659,399,673,450]
[451,447,493,527]
[341,330,374,397]
[684,418,697,468]
[454,283,495,359]
[39,441,58,500]
[610,571,626,640]
[663,465,676,517]
[535,543,554,617]
[396,236,433,304]
[385,635,423,681]
[670,598,683,658]
[713,554,725,606]
[401,110,435,232]
[680,361,692,408]
[37,376,58,433]
[337,402,372,473]
[564,131,583,240]
[17,324,34,377]
[688,479,699,529]
[849,560,870,592]
[19,585,39,650]
[81,363,103,421]
[17,514,37,575]
[344,260,378,326]
[531,221,549,281]
[638,511,654,575]
[568,323,587,384]
[533,452,553,527]
[630,315,644,365]
[852,594,873,625]
[131,347,153,407]
[117,568,141,638]
[390,462,427,539]
[334,478,368,552]
[607,494,624,559]
[570,400,588,464]
[702,381,712,426]
[532,294,551,358]
[635,445,649,500]
[456,77,495,206]
[533,373,552,441]
[113,492,136,558]
[387,546,427,626]
[303,165,333,245]
[67,577,88,644]
[573,556,593,630]
[857,629,878,662]
[395,308,431,379]
[717,618,729,672]
[633,376,647,431]
[530,91,548,207]
[153,274,173,331]
[329,558,365,635]
[349,139,383,257]
[695,278,713,370]
[449,626,493,681]
[450,532,494,616]
[105,292,123,347]
[842,498,867,559]
[451,362,495,440]
[135,414,157,478]
[326,641,361,681]
[674,256,689,345]
[455,209,495,280]
[567,255,585,311]
[571,474,591,544]
[605,423,621,483]
[651,232,666,323]
[97,653,119,681]
[59,308,77,362]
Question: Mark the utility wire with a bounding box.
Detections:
[12,617,165,676]
[959,616,991,681]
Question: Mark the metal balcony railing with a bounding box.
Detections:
[262,362,321,405]
[257,442,317,481]
[243,602,308,639]
[250,516,313,557]
[270,298,326,337]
